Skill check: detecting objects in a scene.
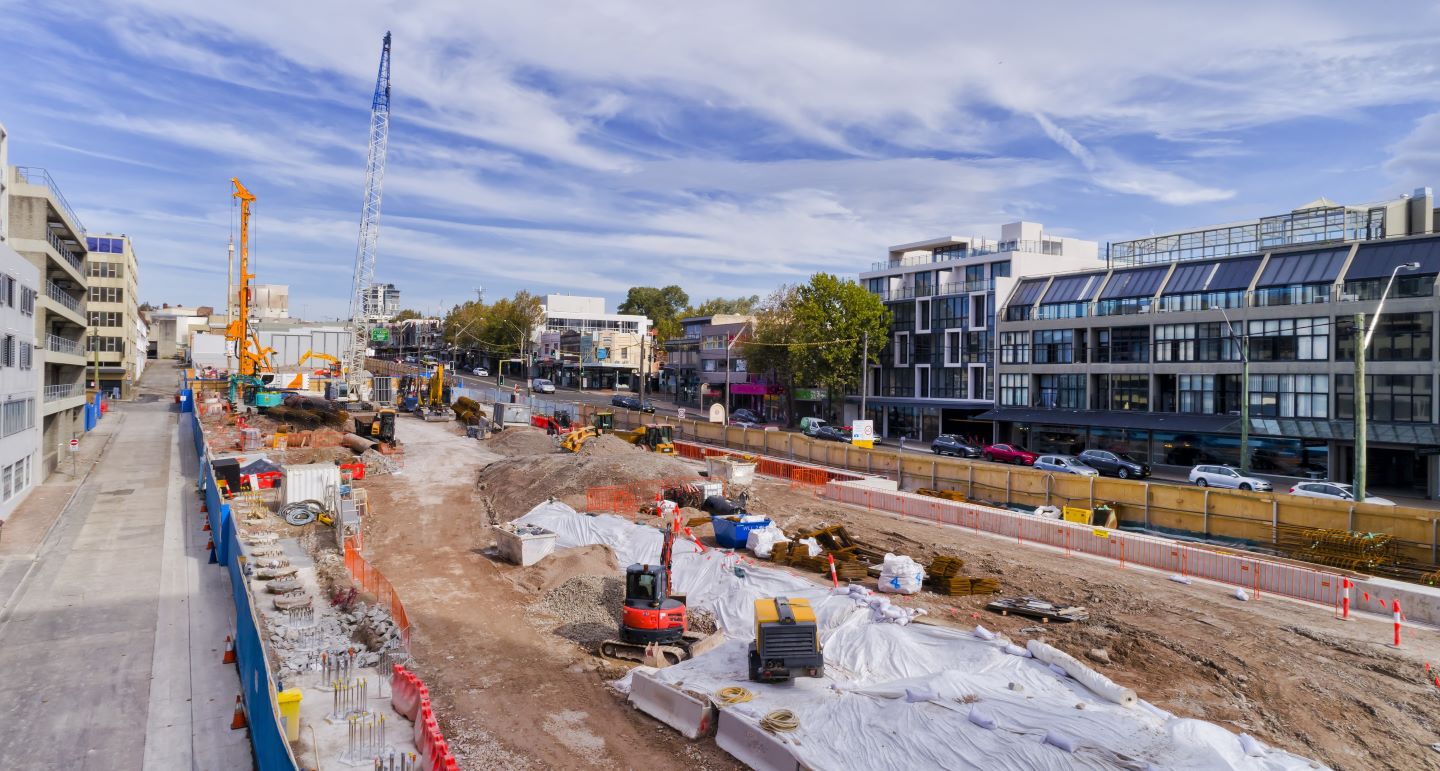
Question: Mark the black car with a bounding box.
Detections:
[730,408,765,426]
[813,425,852,442]
[610,395,655,413]
[931,434,982,458]
[1077,449,1150,479]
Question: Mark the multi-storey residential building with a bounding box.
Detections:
[853,221,1100,441]
[988,192,1440,499]
[1,212,41,518]
[364,283,400,322]
[661,314,763,412]
[536,295,650,390]
[5,164,89,478]
[84,233,140,398]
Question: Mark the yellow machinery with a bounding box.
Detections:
[618,424,675,453]
[413,363,452,421]
[561,425,599,453]
[593,411,614,433]
[224,178,279,406]
[297,350,343,377]
[748,597,824,683]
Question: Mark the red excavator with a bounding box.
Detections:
[599,528,721,666]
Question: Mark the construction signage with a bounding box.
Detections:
[850,420,874,449]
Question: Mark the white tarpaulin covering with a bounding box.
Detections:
[516,503,1321,771]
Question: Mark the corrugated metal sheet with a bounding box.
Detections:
[281,463,340,506]
[1256,248,1348,287]
[1100,266,1168,299]
[1345,238,1440,280]
[313,330,349,360]
[1161,262,1218,296]
[1041,273,1103,303]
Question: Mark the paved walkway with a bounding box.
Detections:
[0,362,252,769]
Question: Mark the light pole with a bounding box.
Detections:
[1218,307,1250,474]
[1353,261,1421,503]
[723,321,751,419]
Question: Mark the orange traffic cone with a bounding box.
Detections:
[230,695,247,730]
[222,635,236,665]
[206,537,215,552]
[202,520,211,531]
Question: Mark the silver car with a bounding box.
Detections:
[1289,481,1395,506]
[1033,454,1099,477]
[530,378,556,394]
[1188,465,1272,492]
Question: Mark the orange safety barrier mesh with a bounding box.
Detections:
[586,485,639,514]
[789,467,829,492]
[343,537,411,649]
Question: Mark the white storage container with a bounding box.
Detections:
[494,522,558,566]
[705,456,756,485]
[281,463,341,506]
[492,402,533,427]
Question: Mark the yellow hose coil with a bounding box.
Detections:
[714,686,753,705]
[760,709,800,733]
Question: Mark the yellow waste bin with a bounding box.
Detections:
[276,688,303,741]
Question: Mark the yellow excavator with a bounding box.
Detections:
[297,350,343,377]
[618,424,675,453]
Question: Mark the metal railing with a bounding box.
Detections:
[44,383,78,402]
[45,280,82,313]
[45,229,85,272]
[13,166,86,234]
[871,239,1066,271]
[46,333,82,356]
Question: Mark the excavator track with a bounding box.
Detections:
[598,640,688,667]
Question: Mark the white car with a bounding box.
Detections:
[471,367,488,377]
[1033,454,1099,477]
[1188,465,1272,492]
[1289,482,1395,506]
[530,378,556,394]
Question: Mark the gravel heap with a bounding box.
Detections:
[534,575,625,648]
[475,436,697,520]
[486,426,559,456]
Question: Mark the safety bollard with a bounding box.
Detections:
[1394,599,1403,648]
[1341,577,1352,620]
[827,554,839,588]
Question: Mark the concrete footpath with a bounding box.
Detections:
[0,362,253,770]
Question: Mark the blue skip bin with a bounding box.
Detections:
[711,515,772,550]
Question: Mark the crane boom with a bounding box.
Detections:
[346,31,392,400]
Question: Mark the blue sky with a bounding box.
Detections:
[6,1,1440,319]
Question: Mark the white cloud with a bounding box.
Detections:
[1386,112,1440,186]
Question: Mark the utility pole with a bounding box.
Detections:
[860,330,869,419]
[1219,307,1250,474]
[226,237,235,373]
[1354,261,1419,503]
[638,331,648,405]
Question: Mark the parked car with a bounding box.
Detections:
[1188,465,1272,492]
[931,435,982,458]
[531,378,556,394]
[982,443,1037,465]
[1289,482,1395,506]
[1076,449,1150,480]
[730,408,765,426]
[1034,454,1099,476]
[813,425,852,442]
[799,417,829,436]
[610,394,655,413]
[471,367,489,377]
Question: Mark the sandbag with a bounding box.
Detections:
[745,524,790,558]
[1239,733,1265,757]
[878,553,925,594]
[1002,643,1031,658]
[973,625,997,641]
[1044,730,1078,753]
[967,706,996,729]
[1027,639,1137,708]
[904,687,937,703]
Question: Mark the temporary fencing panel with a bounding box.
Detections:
[824,482,1344,608]
[342,537,412,650]
[186,408,299,770]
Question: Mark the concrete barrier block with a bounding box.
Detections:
[714,709,801,771]
[628,668,718,739]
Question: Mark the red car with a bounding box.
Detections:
[983,443,1037,465]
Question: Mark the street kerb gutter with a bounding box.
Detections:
[0,410,128,624]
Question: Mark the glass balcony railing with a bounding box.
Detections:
[870,239,1064,271]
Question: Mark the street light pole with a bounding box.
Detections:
[1354,261,1420,503]
[860,330,869,419]
[1219,307,1250,474]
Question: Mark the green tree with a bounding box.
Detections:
[618,285,690,341]
[690,295,760,317]
[392,308,423,322]
[744,286,800,424]
[782,273,889,420]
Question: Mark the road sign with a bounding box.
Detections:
[850,420,874,449]
[677,408,686,420]
[68,438,79,451]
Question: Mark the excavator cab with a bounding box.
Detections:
[644,425,674,453]
[593,411,614,433]
[619,530,687,644]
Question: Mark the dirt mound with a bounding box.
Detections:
[505,544,618,594]
[487,426,559,456]
[534,575,626,648]
[475,440,697,520]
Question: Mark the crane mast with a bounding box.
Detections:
[346,31,392,401]
[228,178,257,376]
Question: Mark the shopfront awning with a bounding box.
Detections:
[1248,418,1440,444]
[975,408,1239,433]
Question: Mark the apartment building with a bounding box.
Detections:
[364,282,400,322]
[0,190,41,518]
[536,295,651,390]
[853,221,1100,441]
[989,192,1440,499]
[5,164,89,478]
[84,233,141,398]
[661,314,761,411]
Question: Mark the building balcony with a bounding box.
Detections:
[43,280,86,326]
[13,166,87,236]
[868,240,1064,272]
[42,382,86,415]
[45,334,87,366]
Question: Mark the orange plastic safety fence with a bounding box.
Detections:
[789,467,828,493]
[586,485,639,514]
[343,538,411,649]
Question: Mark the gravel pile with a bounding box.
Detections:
[487,427,559,456]
[534,576,625,648]
[475,436,697,520]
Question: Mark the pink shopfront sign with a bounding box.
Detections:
[730,383,769,395]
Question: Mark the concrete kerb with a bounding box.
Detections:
[0,410,127,624]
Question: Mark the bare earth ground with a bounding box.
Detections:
[362,419,1440,771]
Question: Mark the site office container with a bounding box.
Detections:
[281,462,341,506]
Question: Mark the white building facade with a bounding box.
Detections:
[0,237,41,519]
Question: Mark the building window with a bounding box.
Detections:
[1093,374,1149,411]
[1344,274,1435,301]
[1032,329,1073,364]
[1247,317,1328,361]
[1158,321,1243,363]
[1335,312,1433,362]
[1156,289,1246,313]
[999,331,1028,364]
[1035,374,1084,409]
[0,274,12,307]
[1095,296,1153,316]
[1154,324,1196,362]
[944,329,963,366]
[968,295,987,331]
[1253,283,1332,307]
[916,299,931,333]
[20,286,35,315]
[87,261,122,278]
[999,373,1028,406]
[1,335,12,367]
[87,311,123,327]
[991,261,1011,278]
[1335,374,1433,423]
[1005,303,1033,322]
[87,336,125,353]
[1095,326,1149,364]
[1,398,34,436]
[19,342,31,370]
[893,332,910,367]
[1035,301,1087,320]
[1249,374,1329,418]
[91,287,122,303]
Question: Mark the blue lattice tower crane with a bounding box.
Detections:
[345,31,392,402]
